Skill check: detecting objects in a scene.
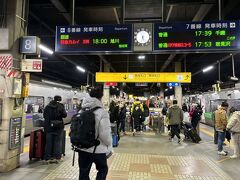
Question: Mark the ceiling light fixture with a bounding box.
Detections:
[38,44,54,55]
[138,55,145,60]
[41,79,72,88]
[202,65,214,73]
[76,66,86,73]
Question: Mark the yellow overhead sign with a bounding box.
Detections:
[96,72,191,83]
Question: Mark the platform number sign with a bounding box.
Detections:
[20,36,40,54]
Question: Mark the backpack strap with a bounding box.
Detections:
[91,106,102,112]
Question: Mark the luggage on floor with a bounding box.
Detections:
[187,128,201,143]
[29,129,45,160]
[182,123,201,143]
[112,134,118,147]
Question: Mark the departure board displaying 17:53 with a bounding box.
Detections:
[55,24,132,52]
[154,21,240,51]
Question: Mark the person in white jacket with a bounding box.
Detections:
[227,111,240,159]
[78,87,112,180]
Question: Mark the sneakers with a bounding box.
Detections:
[56,157,64,163]
[43,160,51,165]
[178,138,183,144]
[230,155,238,159]
[218,151,228,156]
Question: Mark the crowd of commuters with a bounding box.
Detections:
[41,88,240,180]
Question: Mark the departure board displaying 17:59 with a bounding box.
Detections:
[154,21,240,51]
[55,24,132,52]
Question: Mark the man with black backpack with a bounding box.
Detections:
[43,95,67,163]
[70,87,112,180]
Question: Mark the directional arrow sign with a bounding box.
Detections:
[96,72,191,83]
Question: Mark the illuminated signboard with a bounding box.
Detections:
[154,21,240,51]
[96,72,191,83]
[55,24,133,52]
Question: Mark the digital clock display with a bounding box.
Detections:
[154,21,240,52]
[55,24,133,53]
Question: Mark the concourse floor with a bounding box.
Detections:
[0,124,239,180]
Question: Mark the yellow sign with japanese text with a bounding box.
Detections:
[96,72,191,83]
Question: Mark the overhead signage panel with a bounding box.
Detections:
[96,72,191,83]
[55,24,133,53]
[154,21,240,52]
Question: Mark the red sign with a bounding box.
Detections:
[105,82,117,87]
[33,61,42,70]
[0,54,13,70]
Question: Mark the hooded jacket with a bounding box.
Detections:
[131,101,144,113]
[43,100,67,133]
[167,105,183,125]
[80,97,112,154]
[227,111,240,133]
[215,107,228,132]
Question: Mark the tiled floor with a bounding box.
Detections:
[0,125,239,180]
[41,152,232,180]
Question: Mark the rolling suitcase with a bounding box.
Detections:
[29,129,45,160]
[187,128,201,143]
[182,122,201,143]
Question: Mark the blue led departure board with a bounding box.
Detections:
[55,24,133,52]
[154,21,240,52]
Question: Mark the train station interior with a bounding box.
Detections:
[1,0,240,179]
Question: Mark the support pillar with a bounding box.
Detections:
[0,0,27,172]
[174,62,182,107]
[102,63,110,109]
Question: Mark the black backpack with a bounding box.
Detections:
[70,107,101,149]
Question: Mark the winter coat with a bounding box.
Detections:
[215,107,228,132]
[131,101,144,113]
[132,108,144,123]
[109,102,119,123]
[43,100,67,133]
[162,107,168,116]
[167,105,183,125]
[143,104,150,117]
[119,106,127,121]
[227,111,240,133]
[80,97,112,154]
[190,108,202,123]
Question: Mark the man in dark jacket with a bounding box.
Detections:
[43,95,67,163]
[119,103,127,135]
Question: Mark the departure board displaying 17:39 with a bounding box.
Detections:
[154,21,240,51]
[55,24,133,52]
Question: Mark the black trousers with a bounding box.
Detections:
[170,125,181,139]
[44,130,63,160]
[78,150,108,180]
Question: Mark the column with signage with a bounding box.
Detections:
[174,62,182,107]
[102,64,111,110]
[0,0,27,172]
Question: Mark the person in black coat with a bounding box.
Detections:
[132,106,144,135]
[191,104,203,131]
[119,103,127,135]
[43,95,67,163]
